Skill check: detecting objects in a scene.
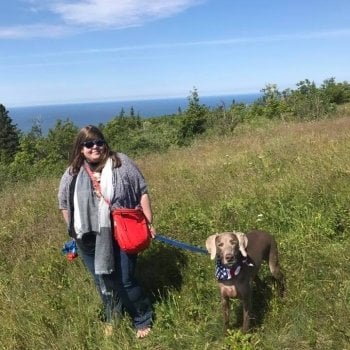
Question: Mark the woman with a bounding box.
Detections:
[58,125,155,338]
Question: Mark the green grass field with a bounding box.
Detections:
[1,114,350,349]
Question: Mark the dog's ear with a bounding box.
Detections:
[205,234,218,260]
[234,232,248,257]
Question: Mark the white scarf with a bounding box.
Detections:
[73,158,115,274]
[99,157,114,230]
[74,158,113,237]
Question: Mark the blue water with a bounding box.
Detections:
[8,93,260,133]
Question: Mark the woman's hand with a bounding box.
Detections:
[61,209,69,224]
[140,193,157,237]
[148,223,157,238]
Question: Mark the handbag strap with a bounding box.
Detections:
[83,162,111,207]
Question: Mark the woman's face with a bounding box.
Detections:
[81,139,106,164]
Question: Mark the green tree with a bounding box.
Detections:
[103,114,142,153]
[286,79,334,120]
[177,88,208,146]
[119,107,125,118]
[13,134,40,167]
[0,104,20,163]
[28,117,43,139]
[207,102,246,135]
[10,119,77,180]
[259,84,287,120]
[321,77,350,104]
[35,119,78,174]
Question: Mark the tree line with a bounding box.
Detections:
[1,77,350,186]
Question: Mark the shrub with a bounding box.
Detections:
[0,104,20,163]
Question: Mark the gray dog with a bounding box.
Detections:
[206,230,285,333]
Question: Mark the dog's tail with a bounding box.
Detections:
[268,238,285,296]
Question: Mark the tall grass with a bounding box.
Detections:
[1,115,350,349]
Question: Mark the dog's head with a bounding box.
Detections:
[205,232,248,267]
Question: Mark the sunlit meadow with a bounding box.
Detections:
[1,112,350,349]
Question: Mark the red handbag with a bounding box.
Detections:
[83,163,151,254]
[111,208,151,254]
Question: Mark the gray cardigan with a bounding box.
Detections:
[58,153,148,229]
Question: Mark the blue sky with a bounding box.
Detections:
[1,0,350,107]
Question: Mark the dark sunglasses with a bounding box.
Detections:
[81,139,106,148]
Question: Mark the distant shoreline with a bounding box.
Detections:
[9,93,261,133]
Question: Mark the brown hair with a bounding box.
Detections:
[69,125,121,175]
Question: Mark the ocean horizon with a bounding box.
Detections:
[8,93,261,133]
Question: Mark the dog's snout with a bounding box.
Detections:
[224,253,236,265]
[225,253,234,261]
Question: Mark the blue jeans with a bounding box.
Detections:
[77,237,153,329]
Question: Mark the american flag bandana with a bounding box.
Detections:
[215,257,254,281]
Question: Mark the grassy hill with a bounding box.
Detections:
[1,114,350,349]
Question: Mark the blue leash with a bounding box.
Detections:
[62,234,208,257]
[154,234,208,255]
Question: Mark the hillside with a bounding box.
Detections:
[1,115,350,349]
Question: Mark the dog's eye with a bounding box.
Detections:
[218,243,224,247]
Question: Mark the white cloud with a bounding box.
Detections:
[51,0,202,28]
[0,24,71,39]
[0,0,202,38]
